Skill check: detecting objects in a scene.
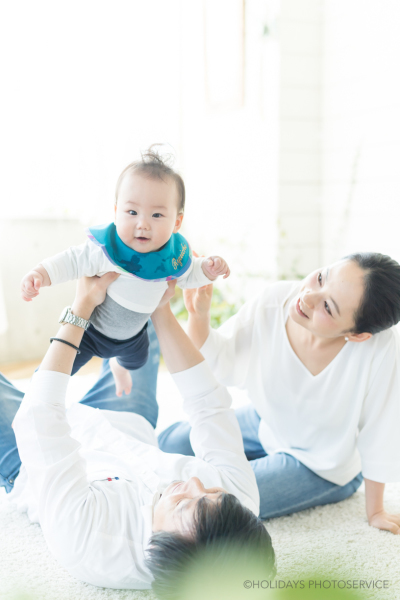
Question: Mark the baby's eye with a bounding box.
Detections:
[318,272,322,285]
[128,210,137,216]
[153,213,163,218]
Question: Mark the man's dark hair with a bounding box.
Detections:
[146,493,276,599]
[115,144,185,213]
[345,252,400,335]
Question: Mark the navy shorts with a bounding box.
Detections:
[71,323,149,375]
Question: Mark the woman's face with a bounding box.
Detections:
[288,259,368,339]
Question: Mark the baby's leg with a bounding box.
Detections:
[109,358,132,397]
[110,325,150,397]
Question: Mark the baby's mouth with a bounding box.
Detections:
[135,236,150,242]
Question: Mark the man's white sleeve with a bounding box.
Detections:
[172,361,260,516]
[12,371,100,568]
[40,240,114,285]
[357,330,400,483]
[177,256,211,289]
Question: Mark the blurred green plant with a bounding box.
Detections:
[171,286,241,329]
[170,544,369,600]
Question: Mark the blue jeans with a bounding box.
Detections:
[158,405,364,520]
[1,325,363,518]
[0,320,160,494]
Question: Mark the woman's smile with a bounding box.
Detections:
[296,297,309,318]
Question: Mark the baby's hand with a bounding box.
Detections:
[201,256,230,281]
[20,270,45,302]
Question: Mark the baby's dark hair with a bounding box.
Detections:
[115,144,185,214]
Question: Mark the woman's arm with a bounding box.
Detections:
[365,479,400,534]
[357,330,400,534]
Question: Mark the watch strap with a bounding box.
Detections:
[59,307,90,330]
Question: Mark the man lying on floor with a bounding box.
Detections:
[2,273,275,595]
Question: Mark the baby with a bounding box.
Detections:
[21,148,229,396]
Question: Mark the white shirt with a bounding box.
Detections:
[9,363,259,590]
[41,240,210,313]
[200,281,400,486]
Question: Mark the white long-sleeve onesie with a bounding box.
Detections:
[41,240,211,339]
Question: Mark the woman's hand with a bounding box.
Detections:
[369,510,400,534]
[364,479,399,534]
[72,272,120,319]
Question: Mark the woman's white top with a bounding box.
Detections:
[9,363,259,590]
[201,281,400,486]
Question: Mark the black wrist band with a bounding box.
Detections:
[50,337,81,354]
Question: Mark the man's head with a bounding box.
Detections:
[148,478,275,599]
[152,477,226,535]
[114,145,185,253]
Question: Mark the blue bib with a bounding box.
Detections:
[86,223,192,281]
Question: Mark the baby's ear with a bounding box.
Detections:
[173,213,184,233]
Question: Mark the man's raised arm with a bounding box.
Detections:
[151,294,260,516]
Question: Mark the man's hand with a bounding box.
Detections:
[20,266,51,302]
[369,510,400,534]
[72,272,120,319]
[183,284,213,317]
[155,280,177,312]
[201,256,230,281]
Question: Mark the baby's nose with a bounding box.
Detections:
[136,218,150,230]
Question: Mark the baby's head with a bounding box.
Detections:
[114,146,185,253]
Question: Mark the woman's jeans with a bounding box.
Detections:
[158,406,363,520]
[0,320,160,494]
[1,320,362,519]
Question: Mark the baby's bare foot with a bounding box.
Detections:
[110,357,132,397]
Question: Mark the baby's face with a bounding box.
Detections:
[115,172,183,253]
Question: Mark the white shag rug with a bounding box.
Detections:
[1,373,400,600]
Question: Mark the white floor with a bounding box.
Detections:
[1,373,400,600]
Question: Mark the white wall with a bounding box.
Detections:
[277,0,323,279]
[0,0,281,362]
[177,0,281,294]
[0,1,182,224]
[320,0,400,265]
[0,219,84,363]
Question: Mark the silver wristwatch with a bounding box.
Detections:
[59,307,90,330]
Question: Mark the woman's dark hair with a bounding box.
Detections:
[115,144,185,213]
[346,252,400,334]
[146,493,276,599]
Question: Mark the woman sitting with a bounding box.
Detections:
[158,253,400,535]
